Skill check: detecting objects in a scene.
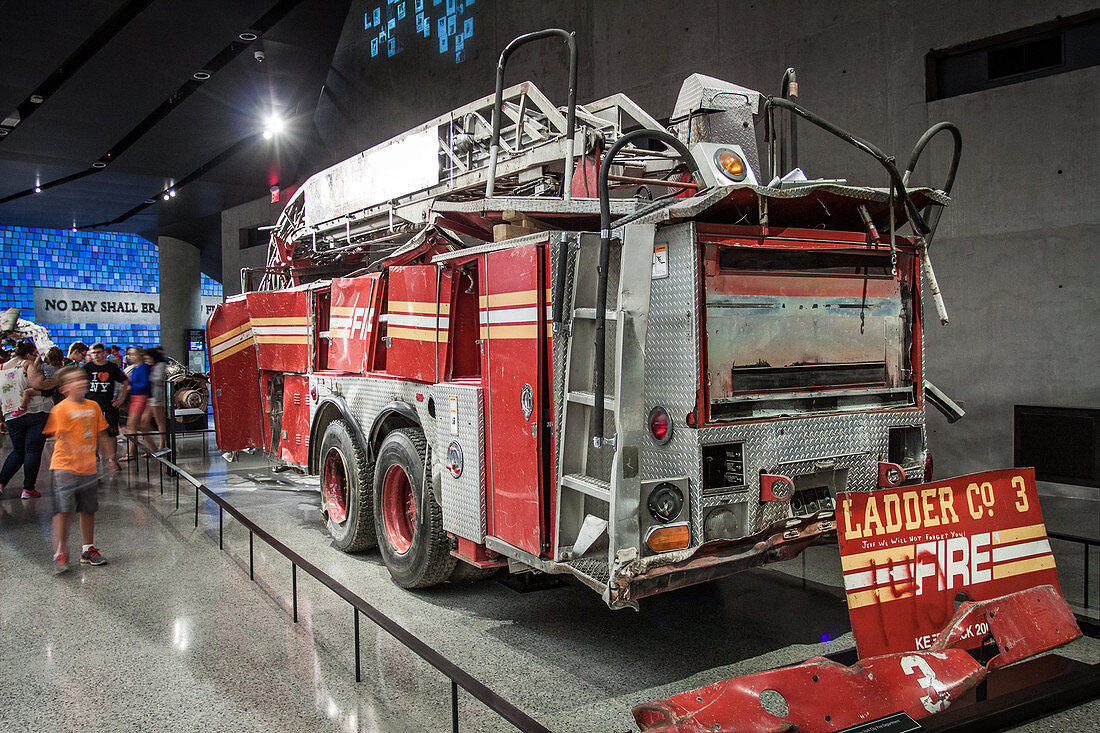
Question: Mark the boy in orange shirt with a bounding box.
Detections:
[46,366,117,573]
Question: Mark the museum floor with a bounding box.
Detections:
[0,433,1096,732]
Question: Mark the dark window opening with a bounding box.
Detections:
[718,247,893,277]
[927,10,1100,100]
[239,226,268,250]
[1014,405,1100,488]
[987,35,1063,80]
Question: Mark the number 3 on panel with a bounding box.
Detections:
[1012,475,1029,512]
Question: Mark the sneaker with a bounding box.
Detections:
[20,488,40,499]
[54,552,69,574]
[80,547,107,566]
[9,408,26,418]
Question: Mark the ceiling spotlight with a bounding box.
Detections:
[29,95,44,104]
[193,71,211,81]
[0,129,9,137]
[71,225,77,232]
[263,114,285,140]
[169,189,177,198]
[162,192,171,201]
[92,161,107,169]
[239,31,259,42]
[33,185,41,193]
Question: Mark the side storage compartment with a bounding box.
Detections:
[430,382,487,544]
[279,375,311,466]
[207,298,263,452]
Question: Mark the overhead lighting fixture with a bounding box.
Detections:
[239,31,259,42]
[193,71,211,81]
[169,188,176,198]
[29,95,44,104]
[92,161,107,169]
[33,185,41,193]
[263,114,285,140]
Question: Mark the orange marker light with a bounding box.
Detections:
[715,149,746,181]
[646,524,690,553]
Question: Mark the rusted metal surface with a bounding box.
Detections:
[633,585,1082,733]
[614,511,836,604]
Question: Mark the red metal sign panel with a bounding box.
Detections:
[208,299,264,452]
[838,468,1061,657]
[482,244,547,556]
[329,274,380,373]
[385,266,446,383]
[245,290,311,372]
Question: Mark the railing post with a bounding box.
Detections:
[194,485,199,528]
[451,679,459,733]
[249,530,254,581]
[159,460,163,495]
[354,608,361,683]
[292,562,298,623]
[219,506,223,549]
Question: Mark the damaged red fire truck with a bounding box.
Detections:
[209,30,969,608]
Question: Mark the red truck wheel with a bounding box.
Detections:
[319,419,376,552]
[372,428,456,588]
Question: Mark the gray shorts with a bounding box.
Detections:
[52,470,99,514]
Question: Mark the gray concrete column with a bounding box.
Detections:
[158,236,203,363]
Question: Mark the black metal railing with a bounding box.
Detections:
[122,434,550,733]
[1048,530,1099,615]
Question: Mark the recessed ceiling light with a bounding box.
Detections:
[29,95,44,104]
[33,185,41,193]
[0,129,8,137]
[193,71,211,81]
[92,161,107,169]
[239,31,258,42]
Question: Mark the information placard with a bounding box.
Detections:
[838,468,1061,657]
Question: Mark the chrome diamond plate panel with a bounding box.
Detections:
[639,222,703,540]
[310,374,437,455]
[700,409,926,534]
[430,383,486,542]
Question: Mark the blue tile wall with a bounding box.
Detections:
[0,225,222,354]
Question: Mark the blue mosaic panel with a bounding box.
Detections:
[0,225,222,356]
[366,0,474,63]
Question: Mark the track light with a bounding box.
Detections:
[263,114,285,140]
[33,185,41,193]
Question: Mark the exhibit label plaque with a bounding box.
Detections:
[838,468,1061,657]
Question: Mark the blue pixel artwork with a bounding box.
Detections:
[0,225,222,354]
[366,0,474,63]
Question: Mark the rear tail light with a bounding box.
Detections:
[760,473,794,502]
[648,406,672,444]
[924,451,934,481]
[646,523,690,553]
[878,461,906,487]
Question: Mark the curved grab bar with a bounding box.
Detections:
[486,29,578,200]
[591,129,699,447]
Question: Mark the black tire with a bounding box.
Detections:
[372,428,456,588]
[319,419,376,552]
[448,562,501,584]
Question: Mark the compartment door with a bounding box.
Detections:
[208,299,263,451]
[483,243,547,556]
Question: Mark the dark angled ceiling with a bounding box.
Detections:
[0,0,351,271]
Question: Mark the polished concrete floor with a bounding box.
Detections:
[0,433,1097,732]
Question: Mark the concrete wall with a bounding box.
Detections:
[245,0,1098,478]
[220,195,284,297]
[158,236,204,362]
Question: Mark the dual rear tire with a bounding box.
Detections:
[320,421,496,588]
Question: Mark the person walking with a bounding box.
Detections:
[0,341,57,498]
[46,366,115,573]
[144,347,169,452]
[82,343,127,467]
[122,348,150,460]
